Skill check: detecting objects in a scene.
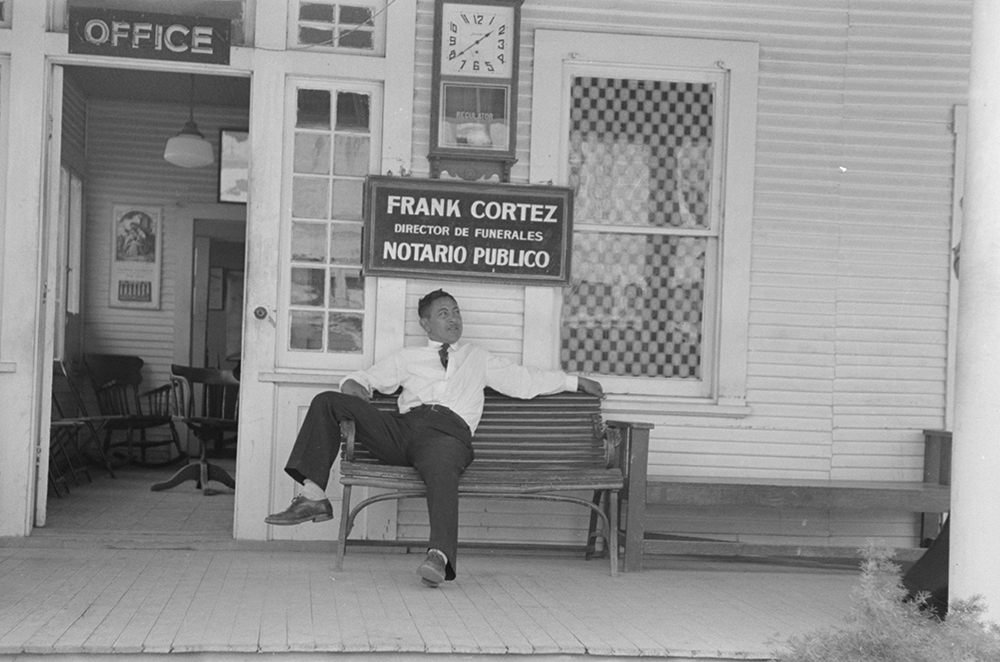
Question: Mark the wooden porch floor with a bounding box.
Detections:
[0,460,862,660]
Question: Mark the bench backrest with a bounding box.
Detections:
[345,389,611,471]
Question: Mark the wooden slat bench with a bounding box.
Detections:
[335,389,652,576]
[619,430,952,571]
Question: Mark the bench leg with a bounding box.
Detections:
[335,484,352,571]
[609,490,619,577]
[585,490,606,560]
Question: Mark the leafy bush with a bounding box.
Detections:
[772,545,1000,662]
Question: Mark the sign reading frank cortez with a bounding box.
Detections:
[363,176,573,285]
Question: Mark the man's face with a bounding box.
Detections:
[420,296,463,344]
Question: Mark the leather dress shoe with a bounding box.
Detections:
[417,549,447,587]
[265,495,333,525]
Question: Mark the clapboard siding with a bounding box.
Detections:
[83,99,249,391]
[410,0,969,548]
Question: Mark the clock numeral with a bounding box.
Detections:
[485,61,495,72]
[449,49,457,60]
[473,60,480,71]
[498,38,505,50]
[497,53,505,64]
[460,13,470,23]
[450,21,457,32]
[459,59,467,70]
[449,36,456,46]
[474,14,484,24]
[498,24,506,35]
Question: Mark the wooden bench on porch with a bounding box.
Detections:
[334,389,653,576]
[618,429,952,571]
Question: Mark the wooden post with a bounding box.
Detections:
[951,0,1000,619]
[616,422,652,573]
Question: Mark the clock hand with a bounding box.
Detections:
[454,27,497,59]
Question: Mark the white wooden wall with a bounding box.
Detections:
[395,0,969,548]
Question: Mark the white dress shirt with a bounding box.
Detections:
[340,341,578,433]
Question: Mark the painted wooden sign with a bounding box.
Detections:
[363,176,573,285]
[68,8,231,64]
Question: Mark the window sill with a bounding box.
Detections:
[604,394,750,419]
[259,370,348,385]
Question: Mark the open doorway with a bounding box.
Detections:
[193,221,246,375]
[41,64,250,542]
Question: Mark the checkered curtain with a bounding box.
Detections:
[561,77,714,379]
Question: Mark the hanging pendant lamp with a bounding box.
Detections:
[164,74,215,168]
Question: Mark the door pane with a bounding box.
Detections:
[291,222,327,262]
[294,134,331,174]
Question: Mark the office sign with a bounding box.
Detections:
[68,8,231,64]
[363,176,573,285]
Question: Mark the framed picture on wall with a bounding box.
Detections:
[218,128,249,204]
[109,204,162,309]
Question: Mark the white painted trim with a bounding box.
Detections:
[0,0,53,537]
[523,287,560,369]
[374,278,407,362]
[381,0,417,176]
[234,56,285,541]
[946,105,968,430]
[0,55,8,358]
[34,64,65,528]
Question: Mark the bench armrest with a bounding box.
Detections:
[605,420,653,470]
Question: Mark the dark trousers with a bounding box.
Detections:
[284,391,473,580]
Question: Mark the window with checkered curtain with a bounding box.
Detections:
[561,77,715,379]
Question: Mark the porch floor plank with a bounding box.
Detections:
[0,461,870,660]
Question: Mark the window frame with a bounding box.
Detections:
[276,76,383,371]
[529,30,757,409]
[0,56,8,365]
[287,0,386,55]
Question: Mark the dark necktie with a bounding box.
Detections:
[439,343,450,369]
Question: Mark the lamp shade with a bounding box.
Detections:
[164,120,215,168]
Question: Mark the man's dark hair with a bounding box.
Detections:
[418,289,455,319]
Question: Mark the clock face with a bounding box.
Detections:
[440,3,514,78]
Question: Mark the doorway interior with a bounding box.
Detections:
[42,64,250,541]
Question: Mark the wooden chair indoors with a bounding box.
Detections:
[47,419,90,497]
[52,359,118,478]
[84,354,185,466]
[152,365,239,495]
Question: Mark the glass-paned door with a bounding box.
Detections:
[281,81,380,368]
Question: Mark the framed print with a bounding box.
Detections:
[218,128,249,204]
[110,205,162,309]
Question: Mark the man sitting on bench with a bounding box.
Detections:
[265,288,604,587]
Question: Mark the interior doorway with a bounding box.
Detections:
[192,221,246,374]
[40,63,250,540]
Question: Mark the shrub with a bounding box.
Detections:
[772,545,1000,662]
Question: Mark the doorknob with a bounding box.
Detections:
[253,306,268,320]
